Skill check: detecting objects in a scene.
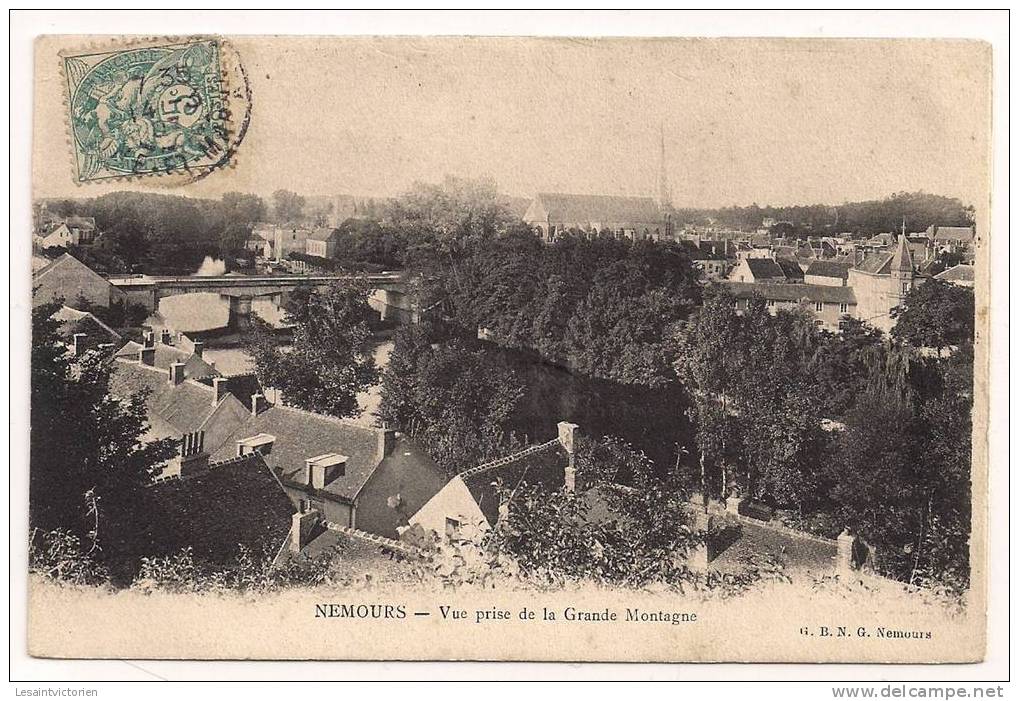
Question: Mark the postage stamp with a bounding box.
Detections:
[61,37,249,183]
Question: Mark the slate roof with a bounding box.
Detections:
[134,453,295,568]
[109,359,251,454]
[744,258,787,280]
[929,225,975,243]
[743,258,803,282]
[854,252,895,275]
[775,258,806,280]
[724,281,858,305]
[114,340,220,379]
[52,306,122,346]
[460,440,570,527]
[529,193,662,225]
[210,404,385,503]
[804,260,851,280]
[32,253,112,291]
[935,264,975,283]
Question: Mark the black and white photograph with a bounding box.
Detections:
[9,9,1008,688]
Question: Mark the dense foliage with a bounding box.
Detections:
[378,322,527,474]
[30,302,176,580]
[672,191,974,237]
[891,279,976,352]
[675,284,974,592]
[40,191,267,273]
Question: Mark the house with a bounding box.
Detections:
[250,223,314,262]
[37,217,98,249]
[934,264,975,288]
[905,235,931,265]
[109,348,254,460]
[128,449,296,573]
[725,281,857,331]
[113,330,221,380]
[846,234,918,334]
[865,232,895,249]
[305,228,341,259]
[728,257,804,284]
[405,422,577,543]
[32,253,123,308]
[523,193,667,243]
[681,239,734,280]
[52,306,123,354]
[210,406,448,540]
[803,260,851,287]
[926,225,975,252]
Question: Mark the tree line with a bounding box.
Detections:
[672,191,975,237]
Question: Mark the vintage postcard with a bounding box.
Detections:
[24,33,992,664]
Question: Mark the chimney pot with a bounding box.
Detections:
[378,427,397,461]
[251,392,266,416]
[169,362,186,385]
[143,331,155,349]
[192,340,204,358]
[557,421,580,494]
[160,329,172,345]
[290,509,321,552]
[212,377,229,405]
[179,430,208,476]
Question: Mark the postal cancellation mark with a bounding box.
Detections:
[61,38,246,183]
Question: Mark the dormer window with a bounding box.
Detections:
[236,433,276,457]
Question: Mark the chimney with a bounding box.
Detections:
[836,527,855,575]
[72,333,87,357]
[290,505,321,553]
[139,346,155,366]
[192,340,204,358]
[250,392,267,416]
[308,453,348,490]
[169,362,186,385]
[179,430,208,476]
[557,421,580,494]
[377,427,397,461]
[160,329,172,345]
[143,331,155,348]
[212,377,229,405]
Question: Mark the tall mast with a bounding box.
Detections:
[658,122,672,209]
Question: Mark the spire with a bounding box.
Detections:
[657,122,672,210]
[891,232,914,273]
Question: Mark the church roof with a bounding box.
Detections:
[527,193,662,225]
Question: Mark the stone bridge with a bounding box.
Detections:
[108,272,415,328]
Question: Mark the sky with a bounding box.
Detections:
[33,37,991,210]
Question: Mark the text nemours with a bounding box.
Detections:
[314,603,698,626]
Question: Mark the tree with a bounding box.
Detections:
[271,189,306,224]
[247,279,381,418]
[30,302,176,575]
[379,327,525,473]
[891,279,975,352]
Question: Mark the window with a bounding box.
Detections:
[445,517,461,541]
[839,303,848,313]
[766,299,775,308]
[733,300,740,310]
[814,320,824,327]
[902,282,909,294]
[815,301,823,312]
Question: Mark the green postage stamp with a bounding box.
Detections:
[61,37,249,183]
